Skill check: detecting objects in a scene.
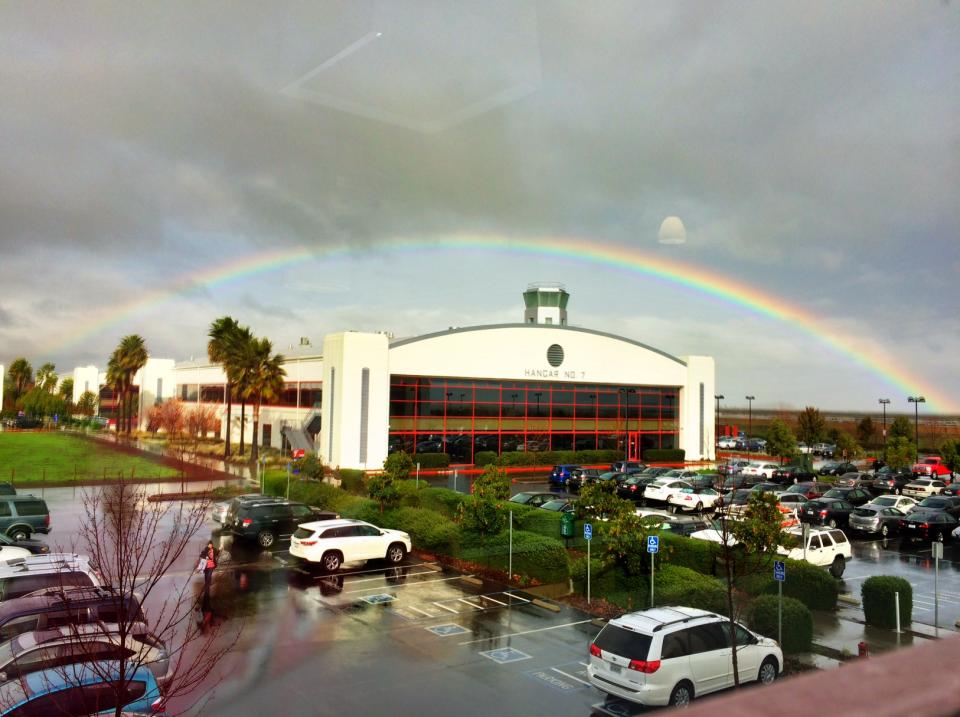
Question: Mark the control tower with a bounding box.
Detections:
[523,283,569,326]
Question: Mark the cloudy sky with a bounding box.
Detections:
[1,1,957,413]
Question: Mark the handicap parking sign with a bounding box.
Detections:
[584,523,593,541]
[774,560,786,582]
[647,536,659,554]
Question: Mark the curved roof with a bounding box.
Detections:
[390,323,686,366]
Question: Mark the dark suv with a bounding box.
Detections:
[0,586,145,642]
[225,498,338,548]
[0,496,50,541]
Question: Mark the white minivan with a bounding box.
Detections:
[588,606,781,707]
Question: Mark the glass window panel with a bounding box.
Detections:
[551,433,574,451]
[575,434,597,450]
[500,434,523,452]
[552,389,573,405]
[391,401,416,417]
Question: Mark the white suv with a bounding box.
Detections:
[777,527,852,577]
[588,606,781,707]
[289,519,411,572]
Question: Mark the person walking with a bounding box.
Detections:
[197,541,219,596]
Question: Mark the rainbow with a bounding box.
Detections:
[46,234,955,412]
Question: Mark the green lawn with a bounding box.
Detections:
[0,432,180,484]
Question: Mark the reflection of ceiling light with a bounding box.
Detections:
[658,216,687,245]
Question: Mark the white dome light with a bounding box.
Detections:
[658,216,687,245]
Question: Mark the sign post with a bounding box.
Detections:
[416,462,421,488]
[774,560,786,647]
[647,536,660,608]
[509,511,513,585]
[933,541,943,638]
[584,523,593,604]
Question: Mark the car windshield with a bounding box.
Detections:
[540,501,568,511]
[920,498,946,507]
[872,497,895,506]
[852,508,878,517]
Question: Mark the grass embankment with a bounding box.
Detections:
[0,432,180,484]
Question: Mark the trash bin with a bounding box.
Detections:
[560,512,575,539]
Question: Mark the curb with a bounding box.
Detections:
[532,598,562,613]
[838,593,860,606]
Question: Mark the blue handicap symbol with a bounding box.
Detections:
[647,535,659,553]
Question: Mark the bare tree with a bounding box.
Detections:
[27,479,239,716]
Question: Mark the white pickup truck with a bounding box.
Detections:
[777,527,852,577]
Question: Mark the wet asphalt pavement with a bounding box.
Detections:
[29,481,960,715]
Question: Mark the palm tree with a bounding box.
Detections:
[237,337,286,464]
[6,358,33,405]
[110,335,148,435]
[208,317,244,459]
[106,353,127,433]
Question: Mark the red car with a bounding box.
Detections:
[782,481,831,500]
[912,457,953,479]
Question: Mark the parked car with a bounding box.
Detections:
[944,483,960,497]
[643,479,693,505]
[688,474,719,490]
[902,479,948,500]
[899,510,959,543]
[776,493,809,514]
[0,486,14,497]
[914,495,960,518]
[610,461,646,474]
[782,482,830,501]
[870,467,915,495]
[0,496,50,541]
[848,505,906,538]
[911,456,953,478]
[718,459,751,477]
[617,475,661,503]
[799,499,855,529]
[820,487,873,507]
[770,465,815,484]
[549,464,582,486]
[539,499,575,514]
[567,468,602,491]
[509,492,562,508]
[811,443,836,457]
[0,660,164,715]
[835,473,874,489]
[717,436,738,449]
[0,622,171,684]
[224,498,338,548]
[749,482,781,496]
[0,586,146,642]
[658,469,701,482]
[638,467,673,479]
[596,471,630,486]
[818,461,857,477]
[796,442,812,454]
[743,462,780,479]
[289,519,411,571]
[746,438,767,452]
[778,527,852,577]
[714,489,752,516]
[658,516,712,537]
[867,495,919,513]
[0,533,48,556]
[587,606,781,707]
[668,487,721,513]
[0,554,101,603]
[721,475,751,490]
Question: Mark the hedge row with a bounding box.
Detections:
[571,562,726,614]
[749,595,813,653]
[644,449,686,462]
[489,449,623,467]
[862,576,912,629]
[409,453,451,469]
[738,559,839,611]
[457,529,570,584]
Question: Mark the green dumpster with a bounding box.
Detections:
[560,512,575,539]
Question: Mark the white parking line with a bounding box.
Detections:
[458,619,594,645]
[458,598,485,609]
[433,601,460,614]
[316,561,437,578]
[343,568,441,585]
[480,594,508,606]
[550,667,591,686]
[406,605,436,618]
[343,575,470,594]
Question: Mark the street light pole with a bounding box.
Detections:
[714,394,724,446]
[619,388,636,462]
[879,398,890,462]
[908,396,925,463]
[745,396,755,444]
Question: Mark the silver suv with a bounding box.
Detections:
[588,606,782,707]
[0,554,101,602]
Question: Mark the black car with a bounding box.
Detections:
[509,492,562,508]
[800,499,855,528]
[616,475,660,502]
[0,532,49,555]
[715,489,752,513]
[914,495,960,519]
[610,461,647,474]
[687,474,719,490]
[821,487,873,507]
[871,467,916,495]
[944,483,960,497]
[567,468,603,491]
[818,461,858,476]
[225,498,338,548]
[659,516,711,537]
[749,482,781,496]
[899,510,959,543]
[770,465,815,484]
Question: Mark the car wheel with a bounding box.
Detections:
[321,551,342,572]
[828,518,838,529]
[830,555,846,578]
[256,530,275,549]
[758,657,778,685]
[8,528,29,542]
[386,543,407,564]
[695,501,704,513]
[880,524,890,538]
[669,681,694,707]
[668,503,677,514]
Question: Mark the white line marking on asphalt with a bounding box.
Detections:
[433,601,460,614]
[344,568,441,585]
[458,598,484,609]
[406,605,435,618]
[458,620,594,645]
[327,562,435,578]
[551,667,591,686]
[913,606,932,612]
[840,575,873,582]
[480,594,508,606]
[344,575,470,594]
[579,662,589,667]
